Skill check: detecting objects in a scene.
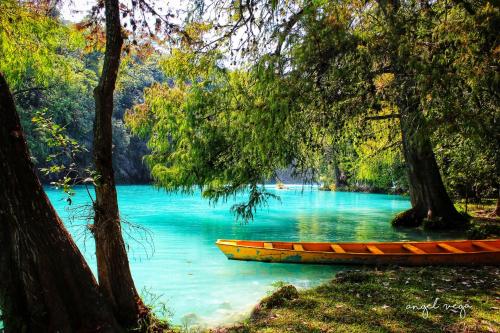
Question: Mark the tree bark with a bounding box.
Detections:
[333,163,347,189]
[0,73,121,332]
[377,2,464,229]
[92,0,145,326]
[392,103,464,228]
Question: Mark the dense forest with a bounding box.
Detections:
[126,0,499,226]
[0,0,499,331]
[12,45,162,184]
[4,0,495,219]
[3,1,498,202]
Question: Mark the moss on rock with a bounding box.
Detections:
[391,209,422,227]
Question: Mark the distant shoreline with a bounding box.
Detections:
[42,182,409,196]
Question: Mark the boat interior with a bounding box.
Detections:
[218,240,500,254]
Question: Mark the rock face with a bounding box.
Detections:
[112,135,151,184]
[273,168,313,185]
[28,57,163,186]
[37,134,152,185]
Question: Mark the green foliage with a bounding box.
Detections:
[5,0,495,224]
[391,210,423,228]
[230,267,500,333]
[340,119,407,193]
[1,0,164,186]
[31,109,95,199]
[467,222,500,239]
[135,287,172,332]
[258,285,299,310]
[127,49,309,219]
[15,47,98,187]
[0,0,84,90]
[270,280,289,290]
[436,133,497,202]
[32,110,86,178]
[32,110,84,155]
[0,1,98,187]
[126,1,499,219]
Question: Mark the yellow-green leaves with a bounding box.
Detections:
[373,73,395,94]
[0,0,86,90]
[160,49,223,84]
[125,47,302,219]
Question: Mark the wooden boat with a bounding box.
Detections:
[216,239,500,266]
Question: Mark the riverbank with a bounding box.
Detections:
[208,266,499,333]
[462,201,499,239]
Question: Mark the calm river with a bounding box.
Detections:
[46,185,460,326]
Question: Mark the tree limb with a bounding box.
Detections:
[365,114,400,121]
[273,8,305,56]
[13,86,53,96]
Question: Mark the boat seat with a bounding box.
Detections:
[403,244,426,254]
[330,244,346,253]
[293,244,304,251]
[264,242,273,249]
[437,243,464,253]
[472,241,499,252]
[367,245,384,254]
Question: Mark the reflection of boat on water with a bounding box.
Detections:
[216,239,500,266]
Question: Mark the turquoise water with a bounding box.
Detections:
[46,185,460,326]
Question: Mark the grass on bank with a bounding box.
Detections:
[457,201,500,239]
[210,266,499,333]
[455,200,498,218]
[151,201,499,333]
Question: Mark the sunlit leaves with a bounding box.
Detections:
[126,0,499,218]
[0,0,84,90]
[126,48,305,219]
[373,73,395,95]
[32,109,90,198]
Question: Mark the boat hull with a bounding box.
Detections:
[216,239,500,266]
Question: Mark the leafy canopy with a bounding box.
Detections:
[127,0,499,218]
[0,0,85,90]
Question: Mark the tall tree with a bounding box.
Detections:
[378,1,463,227]
[370,0,499,226]
[92,0,146,326]
[0,72,121,333]
[393,92,463,227]
[128,0,498,229]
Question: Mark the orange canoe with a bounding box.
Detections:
[216,239,500,266]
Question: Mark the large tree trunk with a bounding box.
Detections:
[92,0,145,326]
[392,105,464,228]
[378,0,464,229]
[0,73,121,332]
